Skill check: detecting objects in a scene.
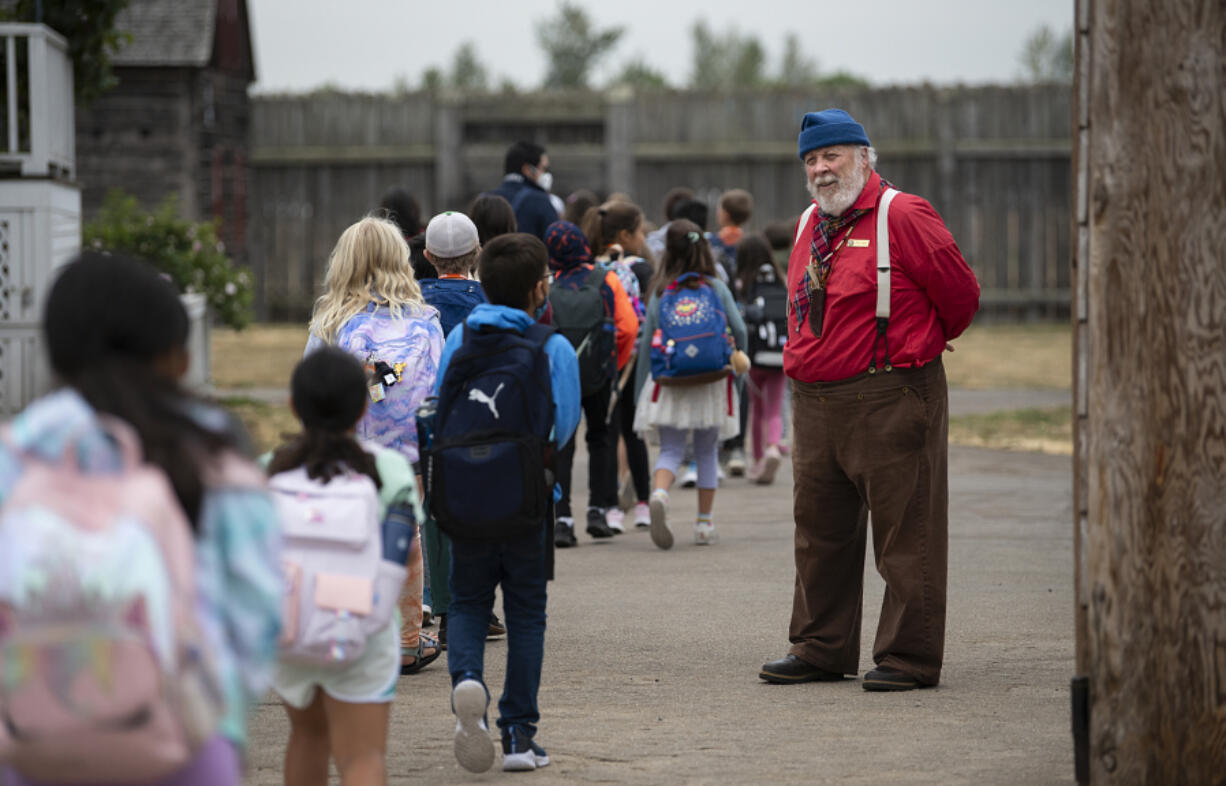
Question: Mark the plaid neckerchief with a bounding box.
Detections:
[792,178,892,334]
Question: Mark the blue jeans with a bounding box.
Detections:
[448,525,548,736]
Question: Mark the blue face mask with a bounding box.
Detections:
[534,300,548,320]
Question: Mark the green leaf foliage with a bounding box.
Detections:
[83,190,254,329]
[0,0,132,103]
[537,2,623,89]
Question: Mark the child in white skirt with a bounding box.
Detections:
[634,220,748,549]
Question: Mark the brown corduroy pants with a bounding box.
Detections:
[788,358,948,685]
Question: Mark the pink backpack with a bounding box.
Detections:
[0,418,223,783]
[271,465,405,667]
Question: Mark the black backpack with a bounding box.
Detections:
[424,323,556,542]
[743,265,789,368]
[548,265,616,396]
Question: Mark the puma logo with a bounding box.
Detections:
[468,383,505,419]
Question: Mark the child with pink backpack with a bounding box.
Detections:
[0,253,282,786]
[265,346,424,785]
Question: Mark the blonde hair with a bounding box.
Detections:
[309,216,424,342]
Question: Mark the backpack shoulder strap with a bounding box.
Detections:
[875,188,901,321]
[522,322,556,348]
[794,204,818,248]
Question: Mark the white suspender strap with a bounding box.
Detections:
[868,188,900,373]
[875,188,900,320]
[794,204,817,248]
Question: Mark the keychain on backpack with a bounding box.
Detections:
[367,358,398,403]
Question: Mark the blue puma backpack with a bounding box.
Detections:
[425,323,556,542]
[650,273,733,380]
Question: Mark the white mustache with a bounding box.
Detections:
[812,174,839,186]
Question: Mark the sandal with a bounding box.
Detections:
[400,631,442,675]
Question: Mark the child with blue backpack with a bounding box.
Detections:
[634,220,748,550]
[415,210,507,648]
[424,233,580,773]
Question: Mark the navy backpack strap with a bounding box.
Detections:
[522,322,556,347]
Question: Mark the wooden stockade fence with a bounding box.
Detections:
[248,85,1071,321]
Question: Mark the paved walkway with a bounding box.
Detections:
[244,443,1074,785]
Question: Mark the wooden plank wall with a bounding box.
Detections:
[249,85,1070,321]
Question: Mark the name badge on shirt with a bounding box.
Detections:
[846,238,870,248]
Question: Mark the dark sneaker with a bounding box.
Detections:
[486,613,506,639]
[452,679,495,772]
[862,666,924,692]
[502,725,550,772]
[759,654,845,684]
[585,507,614,539]
[554,519,577,548]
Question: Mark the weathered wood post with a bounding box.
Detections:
[1073,0,1226,782]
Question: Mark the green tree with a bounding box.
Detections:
[1018,24,1074,83]
[536,2,623,89]
[609,58,670,90]
[690,21,767,90]
[778,33,818,87]
[0,0,131,103]
[449,41,489,91]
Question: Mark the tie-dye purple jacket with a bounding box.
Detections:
[306,301,443,464]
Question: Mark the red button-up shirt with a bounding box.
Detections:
[783,172,980,383]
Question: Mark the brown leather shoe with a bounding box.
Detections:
[759,654,845,684]
[862,666,924,691]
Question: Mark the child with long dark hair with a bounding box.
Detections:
[734,233,789,484]
[581,199,654,528]
[0,253,281,786]
[268,347,425,786]
[633,220,747,549]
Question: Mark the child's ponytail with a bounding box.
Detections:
[651,219,717,295]
[581,201,643,258]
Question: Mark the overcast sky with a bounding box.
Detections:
[247,0,1074,94]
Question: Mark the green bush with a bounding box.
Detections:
[83,190,253,329]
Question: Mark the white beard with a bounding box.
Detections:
[806,163,869,217]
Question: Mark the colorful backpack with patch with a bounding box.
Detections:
[270,457,409,668]
[0,419,223,783]
[650,273,734,380]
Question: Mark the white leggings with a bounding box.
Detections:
[655,426,721,490]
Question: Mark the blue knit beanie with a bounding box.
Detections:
[797,109,870,159]
[544,220,592,271]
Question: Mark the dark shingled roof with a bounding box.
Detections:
[111,0,218,67]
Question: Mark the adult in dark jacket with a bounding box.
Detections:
[488,141,558,241]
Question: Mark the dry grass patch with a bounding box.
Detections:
[944,323,1071,390]
[948,407,1072,455]
[220,396,298,456]
[211,324,309,390]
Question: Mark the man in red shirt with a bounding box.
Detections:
[758,109,979,691]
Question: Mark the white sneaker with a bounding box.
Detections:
[727,448,747,477]
[648,489,673,550]
[757,445,782,485]
[452,679,495,773]
[605,507,626,534]
[633,501,651,528]
[694,520,719,545]
[680,463,698,487]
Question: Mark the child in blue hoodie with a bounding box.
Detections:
[431,233,580,774]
